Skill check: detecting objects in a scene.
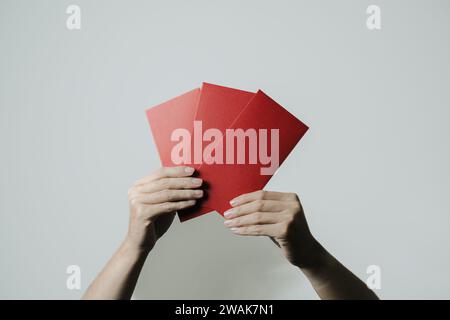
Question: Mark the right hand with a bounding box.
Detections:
[125,166,203,251]
[224,190,319,268]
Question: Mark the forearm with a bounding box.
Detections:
[299,241,379,300]
[82,239,149,300]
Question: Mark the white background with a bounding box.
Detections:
[0,0,449,299]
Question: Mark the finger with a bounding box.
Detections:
[152,199,197,216]
[224,211,285,228]
[224,200,294,218]
[135,177,202,193]
[135,166,195,185]
[136,189,203,204]
[230,190,298,206]
[229,223,283,237]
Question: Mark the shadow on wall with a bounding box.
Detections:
[133,213,315,299]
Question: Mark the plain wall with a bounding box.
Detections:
[0,0,449,299]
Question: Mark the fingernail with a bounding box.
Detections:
[184,167,194,174]
[223,219,233,226]
[230,227,239,232]
[191,178,202,186]
[224,209,235,217]
[194,190,203,197]
[229,199,239,206]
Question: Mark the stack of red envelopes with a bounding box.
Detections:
[146,83,308,222]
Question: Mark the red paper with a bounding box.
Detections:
[195,83,255,132]
[178,83,255,221]
[146,88,213,221]
[146,88,201,167]
[195,90,309,215]
[146,84,309,222]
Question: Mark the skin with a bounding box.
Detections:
[224,190,378,300]
[83,166,378,300]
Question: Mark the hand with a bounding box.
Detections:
[223,190,320,268]
[126,166,203,251]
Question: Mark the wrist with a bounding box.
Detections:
[294,237,327,271]
[122,236,153,257]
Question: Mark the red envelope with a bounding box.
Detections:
[195,90,309,215]
[146,88,201,167]
[146,85,309,222]
[146,88,213,221]
[195,83,255,132]
[177,83,255,220]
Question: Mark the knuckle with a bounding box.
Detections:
[174,202,182,210]
[158,178,169,189]
[177,201,187,209]
[292,201,301,212]
[251,225,261,234]
[168,167,180,176]
[253,212,263,223]
[161,202,173,212]
[257,190,266,200]
[187,190,197,197]
[233,218,242,226]
[129,197,139,207]
[162,189,173,201]
[255,199,264,211]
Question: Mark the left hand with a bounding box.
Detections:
[223,190,320,268]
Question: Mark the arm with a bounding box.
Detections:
[223,190,378,300]
[82,166,203,299]
[81,238,149,300]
